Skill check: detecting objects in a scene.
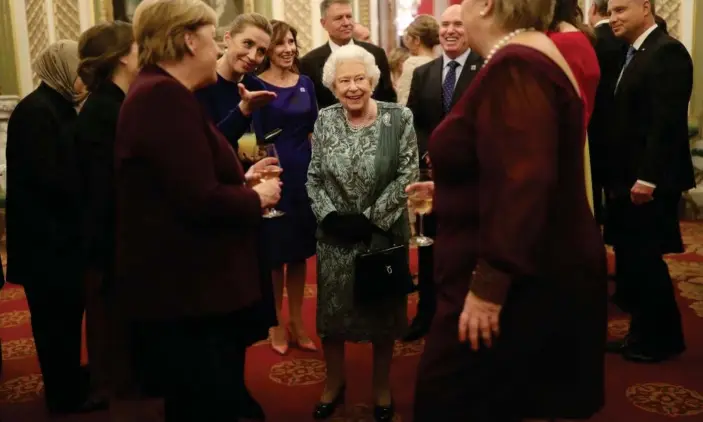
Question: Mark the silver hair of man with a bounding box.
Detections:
[319,0,351,17]
[322,44,380,92]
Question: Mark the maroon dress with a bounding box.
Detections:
[413,45,607,421]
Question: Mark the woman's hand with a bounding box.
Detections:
[252,178,282,209]
[238,83,277,116]
[405,181,434,196]
[245,157,280,183]
[458,291,502,351]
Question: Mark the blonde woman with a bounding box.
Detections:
[397,15,440,105]
[114,1,280,420]
[411,0,607,419]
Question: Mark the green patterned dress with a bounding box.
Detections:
[306,102,419,342]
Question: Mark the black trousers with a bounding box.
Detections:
[23,279,86,410]
[416,212,437,321]
[131,312,247,422]
[609,193,685,352]
[614,247,684,351]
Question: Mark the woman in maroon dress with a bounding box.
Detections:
[411,0,607,421]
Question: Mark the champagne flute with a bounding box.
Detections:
[409,169,433,247]
[252,143,285,218]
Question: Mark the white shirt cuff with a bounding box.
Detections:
[637,180,656,188]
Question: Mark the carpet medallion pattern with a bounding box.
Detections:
[1,222,702,421]
[625,383,703,417]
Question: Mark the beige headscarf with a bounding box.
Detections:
[32,40,80,103]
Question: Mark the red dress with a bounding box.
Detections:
[413,45,607,421]
[549,31,600,123]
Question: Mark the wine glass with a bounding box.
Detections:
[252,143,285,218]
[409,169,433,247]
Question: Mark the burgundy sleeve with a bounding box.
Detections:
[469,57,561,305]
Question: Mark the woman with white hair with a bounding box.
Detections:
[306,44,418,421]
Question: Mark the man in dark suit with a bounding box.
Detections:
[403,4,483,341]
[605,0,695,363]
[299,0,396,108]
[588,0,627,223]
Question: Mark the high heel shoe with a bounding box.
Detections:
[373,400,394,422]
[312,384,346,420]
[288,322,318,352]
[269,326,288,355]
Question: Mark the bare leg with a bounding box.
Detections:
[286,260,315,350]
[286,261,307,326]
[372,339,394,406]
[320,339,346,402]
[270,265,287,353]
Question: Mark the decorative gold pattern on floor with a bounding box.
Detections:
[626,383,703,417]
[0,287,25,301]
[608,319,630,338]
[393,339,424,357]
[268,358,326,386]
[0,310,30,328]
[0,374,44,404]
[1,338,36,360]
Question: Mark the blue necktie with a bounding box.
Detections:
[442,60,459,113]
[615,46,636,91]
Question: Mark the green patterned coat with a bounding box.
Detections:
[306,102,419,342]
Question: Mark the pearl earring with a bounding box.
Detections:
[479,10,486,16]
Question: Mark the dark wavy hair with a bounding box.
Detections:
[549,0,595,41]
[258,20,301,74]
[77,21,134,91]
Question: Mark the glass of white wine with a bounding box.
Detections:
[409,169,433,247]
[252,143,284,218]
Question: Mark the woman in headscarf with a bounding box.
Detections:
[6,40,104,415]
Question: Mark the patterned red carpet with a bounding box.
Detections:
[2,222,703,421]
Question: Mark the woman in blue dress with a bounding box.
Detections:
[196,14,276,148]
[254,20,319,356]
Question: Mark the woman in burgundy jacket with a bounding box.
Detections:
[113,1,280,420]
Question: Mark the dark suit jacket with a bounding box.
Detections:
[114,65,263,320]
[75,81,125,273]
[299,40,397,108]
[406,51,484,162]
[589,23,627,185]
[5,83,81,286]
[607,27,694,194]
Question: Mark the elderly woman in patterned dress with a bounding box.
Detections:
[306,44,419,421]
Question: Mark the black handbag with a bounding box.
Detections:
[354,234,412,306]
[352,107,413,306]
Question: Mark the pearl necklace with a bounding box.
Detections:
[345,102,376,131]
[483,28,533,67]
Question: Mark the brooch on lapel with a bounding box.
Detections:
[382,112,391,127]
[300,87,306,92]
[470,64,477,71]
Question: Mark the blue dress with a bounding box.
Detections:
[195,73,264,149]
[254,75,318,265]
[196,73,318,266]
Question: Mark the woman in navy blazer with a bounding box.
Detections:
[113,1,280,420]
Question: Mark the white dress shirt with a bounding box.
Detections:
[329,38,354,52]
[441,49,472,88]
[595,19,610,28]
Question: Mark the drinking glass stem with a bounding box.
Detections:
[418,214,425,237]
